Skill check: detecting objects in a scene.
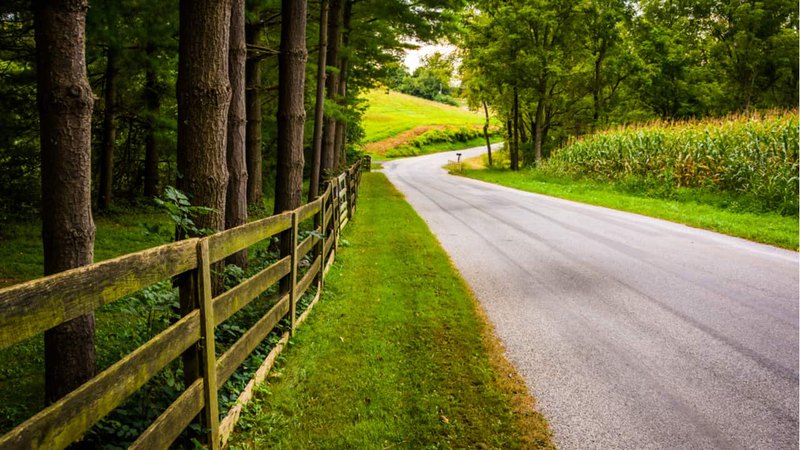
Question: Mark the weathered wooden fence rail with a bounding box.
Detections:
[0,159,365,449]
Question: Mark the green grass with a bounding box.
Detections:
[0,197,278,437]
[546,110,798,214]
[0,208,173,285]
[362,90,488,143]
[230,173,553,449]
[458,167,799,250]
[385,135,503,159]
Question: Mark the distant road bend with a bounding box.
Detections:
[383,145,799,450]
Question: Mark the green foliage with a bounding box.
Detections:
[544,111,799,214]
[385,126,498,158]
[154,186,215,237]
[389,52,460,105]
[458,0,799,165]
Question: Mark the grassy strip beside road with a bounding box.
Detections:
[230,173,553,449]
[458,167,799,250]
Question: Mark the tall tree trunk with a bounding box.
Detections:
[511,87,520,170]
[482,100,492,167]
[177,0,231,406]
[34,0,97,404]
[274,0,307,216]
[592,40,606,125]
[226,0,248,268]
[144,42,161,198]
[308,0,329,201]
[245,22,264,208]
[333,0,352,170]
[534,95,544,165]
[98,47,118,210]
[505,117,512,166]
[177,0,231,234]
[321,0,342,175]
[274,0,307,305]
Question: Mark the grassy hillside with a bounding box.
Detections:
[362,90,487,144]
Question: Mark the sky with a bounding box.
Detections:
[403,42,457,72]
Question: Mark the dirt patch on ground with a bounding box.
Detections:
[366,124,485,156]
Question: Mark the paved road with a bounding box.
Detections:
[382,146,799,450]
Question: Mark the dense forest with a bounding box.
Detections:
[0,0,461,441]
[0,0,462,220]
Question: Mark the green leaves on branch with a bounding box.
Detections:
[154,186,215,237]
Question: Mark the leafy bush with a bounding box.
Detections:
[543,110,799,214]
[386,126,490,158]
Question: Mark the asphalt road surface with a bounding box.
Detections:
[382,146,799,450]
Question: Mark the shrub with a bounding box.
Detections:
[543,110,799,214]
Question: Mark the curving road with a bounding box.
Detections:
[382,145,799,450]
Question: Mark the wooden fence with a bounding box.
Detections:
[0,159,365,449]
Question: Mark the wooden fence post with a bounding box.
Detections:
[316,188,327,288]
[196,239,220,449]
[347,169,354,220]
[332,182,340,247]
[289,212,299,335]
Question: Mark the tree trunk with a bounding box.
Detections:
[511,87,520,170]
[226,0,248,268]
[308,0,329,201]
[321,0,342,176]
[98,46,118,210]
[534,96,544,165]
[482,100,492,167]
[177,0,231,407]
[274,0,307,299]
[333,0,352,170]
[34,0,97,404]
[274,0,307,215]
[177,0,231,235]
[592,40,606,125]
[144,42,161,198]
[505,117,512,166]
[245,22,264,208]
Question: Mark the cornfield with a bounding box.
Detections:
[545,110,799,215]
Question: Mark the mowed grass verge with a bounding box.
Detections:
[230,172,553,449]
[458,166,798,250]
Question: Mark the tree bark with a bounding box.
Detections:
[144,42,161,198]
[98,46,118,210]
[274,0,307,217]
[505,117,512,166]
[245,22,264,208]
[308,0,329,201]
[333,0,352,170]
[226,0,248,268]
[511,86,520,170]
[274,0,307,296]
[177,0,231,234]
[321,0,342,176]
[534,95,544,165]
[482,100,492,167]
[34,0,97,404]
